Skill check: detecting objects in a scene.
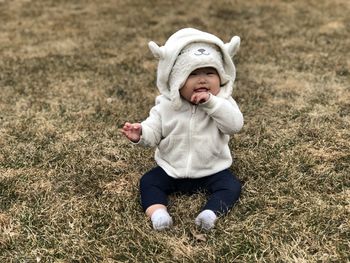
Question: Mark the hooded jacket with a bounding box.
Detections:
[138,28,243,178]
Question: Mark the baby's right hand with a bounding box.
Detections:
[121,122,142,143]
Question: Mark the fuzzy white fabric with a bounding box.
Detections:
[139,94,244,179]
[148,28,240,109]
[195,210,217,230]
[150,208,173,230]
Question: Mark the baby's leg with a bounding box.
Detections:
[140,167,174,230]
[195,169,242,230]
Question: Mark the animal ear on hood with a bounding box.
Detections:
[148,41,164,59]
[225,36,240,57]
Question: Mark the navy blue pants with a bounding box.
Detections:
[140,166,242,215]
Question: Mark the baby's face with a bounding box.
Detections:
[179,67,220,102]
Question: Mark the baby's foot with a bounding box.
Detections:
[151,209,173,230]
[195,210,217,230]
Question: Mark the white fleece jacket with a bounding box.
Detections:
[137,28,243,178]
[139,92,243,178]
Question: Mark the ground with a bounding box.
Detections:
[0,0,349,262]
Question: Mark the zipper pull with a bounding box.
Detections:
[191,105,197,114]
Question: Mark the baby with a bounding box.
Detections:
[121,28,244,230]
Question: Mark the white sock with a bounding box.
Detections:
[151,209,173,230]
[195,210,217,230]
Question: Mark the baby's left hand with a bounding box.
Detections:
[191,92,210,104]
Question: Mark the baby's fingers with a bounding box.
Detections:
[122,122,139,131]
[191,93,207,104]
[123,122,133,129]
[190,94,199,104]
[131,123,142,131]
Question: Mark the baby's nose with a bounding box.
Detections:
[198,75,207,82]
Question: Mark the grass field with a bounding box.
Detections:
[0,0,349,262]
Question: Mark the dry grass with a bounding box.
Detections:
[0,0,349,262]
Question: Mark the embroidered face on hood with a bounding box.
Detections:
[148,28,240,109]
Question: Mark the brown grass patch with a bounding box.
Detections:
[1,0,349,262]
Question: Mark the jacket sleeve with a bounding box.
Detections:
[138,98,162,147]
[199,95,244,135]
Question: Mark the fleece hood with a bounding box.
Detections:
[148,28,240,109]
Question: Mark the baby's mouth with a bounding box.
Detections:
[194,88,209,93]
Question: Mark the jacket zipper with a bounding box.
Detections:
[185,105,197,177]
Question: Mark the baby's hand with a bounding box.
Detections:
[121,122,142,143]
[191,92,210,104]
